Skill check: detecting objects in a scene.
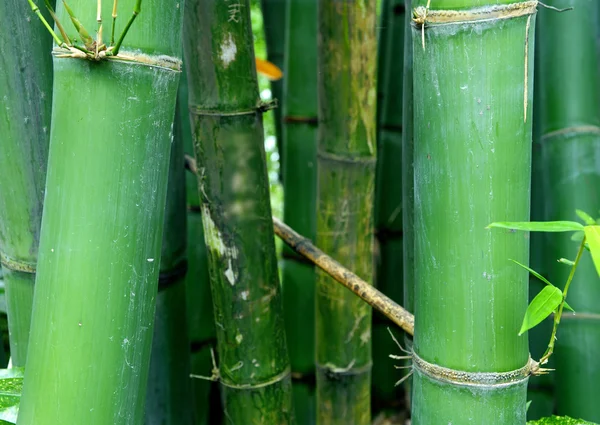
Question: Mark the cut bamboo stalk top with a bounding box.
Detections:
[53,0,183,58]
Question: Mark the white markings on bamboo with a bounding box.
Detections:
[219,33,237,67]
[201,204,239,286]
[524,15,532,123]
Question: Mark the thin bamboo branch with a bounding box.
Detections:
[184,154,415,336]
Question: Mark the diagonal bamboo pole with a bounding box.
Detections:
[185,154,415,336]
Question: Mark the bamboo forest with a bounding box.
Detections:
[2,0,600,424]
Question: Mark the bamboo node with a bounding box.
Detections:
[52,47,182,71]
[412,352,535,387]
[412,1,538,27]
[0,252,36,274]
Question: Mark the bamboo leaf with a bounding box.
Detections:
[563,301,575,312]
[527,415,599,424]
[576,210,596,225]
[0,368,24,424]
[519,286,563,336]
[510,259,553,287]
[488,221,584,232]
[584,226,600,277]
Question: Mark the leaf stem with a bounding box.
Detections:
[539,235,586,365]
[111,0,118,46]
[110,0,141,56]
[27,0,67,47]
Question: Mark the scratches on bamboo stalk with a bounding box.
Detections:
[524,14,531,123]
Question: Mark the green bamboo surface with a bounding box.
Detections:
[316,1,377,423]
[183,0,294,422]
[259,0,286,179]
[401,0,415,407]
[411,0,535,422]
[179,64,217,425]
[373,0,406,412]
[0,0,53,367]
[281,0,318,421]
[537,1,600,421]
[145,95,194,424]
[17,1,183,423]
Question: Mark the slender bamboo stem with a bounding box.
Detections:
[280,0,318,420]
[274,218,414,336]
[259,0,286,182]
[373,0,407,412]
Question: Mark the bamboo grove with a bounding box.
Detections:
[0,0,599,424]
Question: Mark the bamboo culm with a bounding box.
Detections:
[0,0,53,367]
[411,1,536,423]
[183,0,294,422]
[316,1,378,423]
[17,1,183,423]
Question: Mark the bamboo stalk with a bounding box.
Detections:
[316,2,377,421]
[373,0,407,412]
[0,0,53,367]
[178,62,218,425]
[183,0,294,421]
[280,0,318,420]
[538,1,600,421]
[145,90,194,425]
[411,0,536,423]
[259,0,286,181]
[17,1,183,423]
[401,0,415,408]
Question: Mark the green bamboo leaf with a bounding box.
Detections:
[510,259,553,286]
[526,400,532,412]
[563,301,575,312]
[584,226,600,277]
[527,415,598,424]
[519,286,563,336]
[0,368,24,424]
[487,221,584,232]
[576,210,596,225]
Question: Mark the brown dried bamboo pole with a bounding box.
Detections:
[272,217,414,336]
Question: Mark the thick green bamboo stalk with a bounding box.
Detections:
[281,0,318,421]
[316,1,377,423]
[183,1,294,422]
[17,2,183,423]
[260,0,286,179]
[538,1,600,421]
[411,1,536,423]
[0,0,53,367]
[373,0,406,412]
[179,63,218,425]
[145,94,194,424]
